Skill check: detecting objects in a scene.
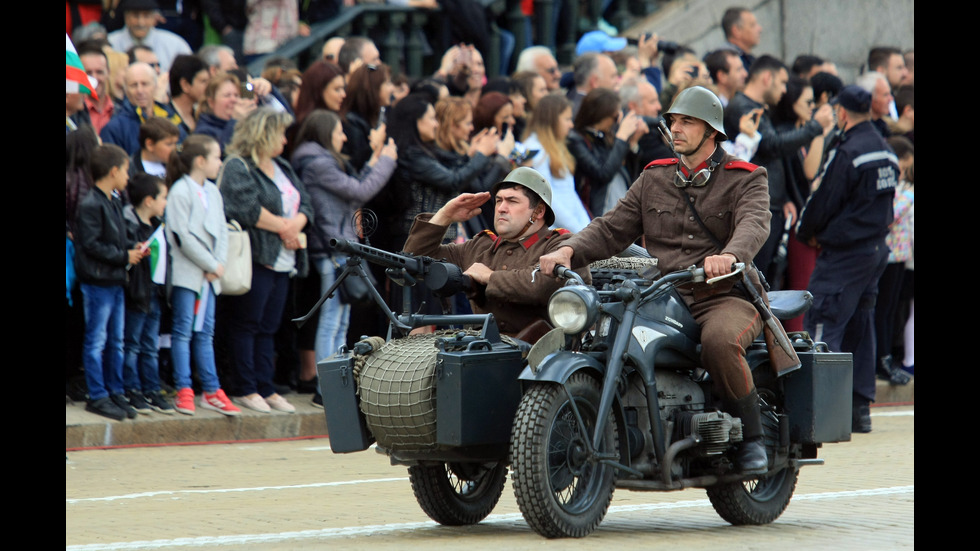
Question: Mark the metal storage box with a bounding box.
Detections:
[783,350,853,444]
[436,346,524,447]
[318,355,374,453]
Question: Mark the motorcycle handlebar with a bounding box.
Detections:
[553,264,585,285]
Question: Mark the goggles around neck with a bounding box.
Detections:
[673,146,725,188]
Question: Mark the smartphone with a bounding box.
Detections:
[377,106,387,128]
[500,122,510,136]
[240,81,255,100]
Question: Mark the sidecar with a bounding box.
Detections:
[308,240,530,525]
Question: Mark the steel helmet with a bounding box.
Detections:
[663,86,728,142]
[490,167,555,226]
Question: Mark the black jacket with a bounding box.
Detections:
[725,92,822,209]
[566,129,631,215]
[74,188,134,286]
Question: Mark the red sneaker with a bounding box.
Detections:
[175,388,195,416]
[201,389,241,416]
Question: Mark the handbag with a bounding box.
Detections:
[333,255,376,305]
[220,219,252,295]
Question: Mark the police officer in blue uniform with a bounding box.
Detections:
[797,85,899,433]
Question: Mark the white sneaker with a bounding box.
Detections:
[233,393,271,413]
[264,393,296,413]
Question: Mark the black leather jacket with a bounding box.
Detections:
[566,129,631,214]
[74,188,134,286]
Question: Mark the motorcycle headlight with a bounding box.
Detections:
[548,286,600,334]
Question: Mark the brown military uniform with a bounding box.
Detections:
[562,151,777,401]
[403,214,590,336]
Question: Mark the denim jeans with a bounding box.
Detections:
[171,285,221,393]
[123,293,162,393]
[81,283,126,400]
[226,265,290,397]
[314,255,351,362]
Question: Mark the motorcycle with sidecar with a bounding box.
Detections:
[307,239,853,537]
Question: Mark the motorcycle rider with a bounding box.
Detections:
[403,167,590,342]
[540,86,797,474]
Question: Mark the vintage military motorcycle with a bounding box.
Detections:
[306,239,852,538]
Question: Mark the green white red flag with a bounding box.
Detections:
[66,33,98,99]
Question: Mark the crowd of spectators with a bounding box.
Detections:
[67,1,913,420]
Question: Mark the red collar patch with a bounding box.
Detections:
[725,160,759,172]
[644,158,679,170]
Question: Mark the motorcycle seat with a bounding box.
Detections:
[768,290,813,320]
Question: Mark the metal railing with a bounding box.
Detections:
[245,0,651,79]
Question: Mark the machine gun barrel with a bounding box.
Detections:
[330,238,426,276]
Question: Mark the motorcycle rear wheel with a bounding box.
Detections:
[705,465,799,525]
[408,461,508,525]
[511,374,618,538]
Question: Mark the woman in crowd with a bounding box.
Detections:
[472,91,516,137]
[771,76,826,329]
[220,108,312,414]
[390,94,503,243]
[435,96,513,234]
[566,87,642,216]
[341,63,394,171]
[511,71,549,123]
[290,109,397,390]
[195,73,256,154]
[523,94,589,231]
[164,134,240,416]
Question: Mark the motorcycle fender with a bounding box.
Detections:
[519,350,606,385]
[518,351,632,467]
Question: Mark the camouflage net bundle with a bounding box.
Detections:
[356,330,481,452]
[590,256,659,288]
[590,256,658,271]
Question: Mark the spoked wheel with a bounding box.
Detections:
[707,393,798,525]
[511,374,618,538]
[706,465,799,525]
[408,461,508,525]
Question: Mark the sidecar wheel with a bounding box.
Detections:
[511,374,618,538]
[706,465,799,525]
[408,461,507,525]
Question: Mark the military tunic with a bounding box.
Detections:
[403,214,590,335]
[560,150,773,401]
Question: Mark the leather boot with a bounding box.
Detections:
[733,390,768,474]
[852,394,872,433]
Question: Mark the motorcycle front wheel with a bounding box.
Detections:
[408,461,508,525]
[511,374,618,538]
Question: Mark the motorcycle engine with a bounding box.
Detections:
[673,410,743,456]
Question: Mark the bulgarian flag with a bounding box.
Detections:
[145,223,168,285]
[66,33,98,99]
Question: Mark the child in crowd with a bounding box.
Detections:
[74,144,146,420]
[164,135,240,416]
[131,118,181,179]
[122,174,175,414]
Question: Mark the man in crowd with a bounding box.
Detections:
[338,36,381,75]
[403,168,588,341]
[619,76,669,178]
[722,6,761,71]
[541,87,799,474]
[78,42,117,134]
[725,55,833,280]
[797,85,900,433]
[515,46,562,91]
[107,0,191,73]
[567,53,619,115]
[857,71,893,137]
[100,61,185,155]
[704,48,747,107]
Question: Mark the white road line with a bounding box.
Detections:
[66,485,914,550]
[66,478,408,504]
[873,410,914,417]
